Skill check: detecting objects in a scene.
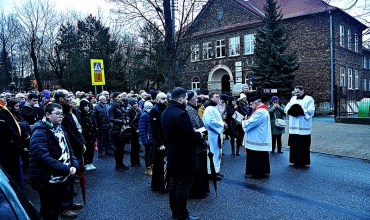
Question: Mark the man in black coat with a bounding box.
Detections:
[149,92,168,190]
[54,89,86,218]
[161,87,203,220]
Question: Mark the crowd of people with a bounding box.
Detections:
[0,84,314,220]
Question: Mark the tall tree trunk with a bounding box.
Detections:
[30,39,43,91]
[2,42,10,82]
[163,0,174,90]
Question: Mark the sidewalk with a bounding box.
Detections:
[282,120,370,160]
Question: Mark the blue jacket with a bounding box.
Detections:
[29,121,78,191]
[139,111,153,145]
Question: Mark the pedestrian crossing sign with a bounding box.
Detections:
[90,59,105,85]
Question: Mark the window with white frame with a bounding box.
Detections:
[192,77,200,91]
[354,69,359,89]
[364,57,367,69]
[355,34,359,52]
[216,39,226,58]
[244,34,255,54]
[229,36,240,56]
[364,79,367,91]
[340,25,345,47]
[347,30,351,49]
[340,67,346,86]
[202,42,212,60]
[190,44,199,62]
[348,68,353,89]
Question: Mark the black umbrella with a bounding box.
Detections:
[207,151,217,197]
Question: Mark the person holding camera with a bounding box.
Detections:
[269,96,285,154]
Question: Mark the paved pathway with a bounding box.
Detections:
[282,118,370,160]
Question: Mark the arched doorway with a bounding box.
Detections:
[208,64,234,94]
[221,74,231,95]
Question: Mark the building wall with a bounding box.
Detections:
[181,0,367,104]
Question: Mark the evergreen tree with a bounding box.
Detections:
[252,0,300,100]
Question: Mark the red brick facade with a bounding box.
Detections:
[181,0,368,104]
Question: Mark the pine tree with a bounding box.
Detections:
[252,0,300,100]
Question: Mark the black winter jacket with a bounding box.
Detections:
[126,106,142,132]
[79,109,97,142]
[29,121,78,191]
[149,104,166,149]
[161,100,202,175]
[93,103,110,130]
[61,106,86,155]
[20,103,43,125]
[109,101,126,136]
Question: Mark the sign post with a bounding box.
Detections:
[90,59,105,94]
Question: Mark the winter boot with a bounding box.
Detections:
[230,138,235,155]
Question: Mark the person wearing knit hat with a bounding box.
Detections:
[270,96,279,103]
[143,101,153,112]
[139,101,154,175]
[268,95,285,154]
[128,97,138,106]
[220,94,228,102]
[237,93,246,102]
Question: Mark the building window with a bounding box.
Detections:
[340,67,346,86]
[368,59,370,69]
[216,39,226,58]
[364,57,367,69]
[354,69,359,89]
[364,79,367,91]
[348,68,353,89]
[202,42,212,60]
[347,30,351,49]
[191,77,200,91]
[191,44,199,62]
[354,34,359,52]
[340,25,345,47]
[244,34,255,54]
[229,36,240,56]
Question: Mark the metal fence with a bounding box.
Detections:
[334,85,370,118]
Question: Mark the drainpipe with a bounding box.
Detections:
[329,10,334,110]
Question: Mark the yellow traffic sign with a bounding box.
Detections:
[90,59,105,86]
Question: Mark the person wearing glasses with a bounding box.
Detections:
[54,89,86,219]
[21,93,44,125]
[29,102,79,220]
[284,86,315,168]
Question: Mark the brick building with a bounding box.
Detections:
[181,0,368,105]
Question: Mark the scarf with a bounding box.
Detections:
[252,103,269,115]
[44,120,71,183]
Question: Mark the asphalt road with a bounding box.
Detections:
[23,140,370,220]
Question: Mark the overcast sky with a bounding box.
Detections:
[0,0,113,15]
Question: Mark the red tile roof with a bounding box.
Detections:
[236,0,338,19]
